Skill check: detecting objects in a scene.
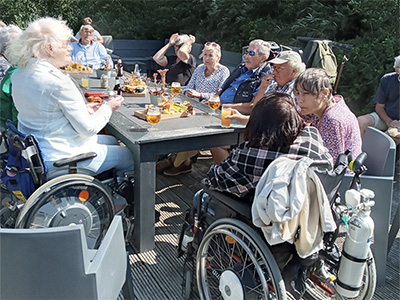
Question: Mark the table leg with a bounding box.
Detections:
[132,151,156,252]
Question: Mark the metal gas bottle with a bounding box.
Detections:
[336,189,375,298]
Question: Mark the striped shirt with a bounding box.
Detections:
[265,78,296,99]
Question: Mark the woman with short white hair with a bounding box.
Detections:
[183,41,230,101]
[6,17,134,181]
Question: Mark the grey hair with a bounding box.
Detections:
[6,17,73,68]
[288,59,306,76]
[394,55,400,68]
[249,39,271,57]
[294,68,334,101]
[79,24,94,32]
[0,24,22,55]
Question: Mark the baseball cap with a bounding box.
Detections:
[269,50,302,65]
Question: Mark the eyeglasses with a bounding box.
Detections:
[272,65,286,72]
[245,50,256,56]
[82,30,94,35]
[205,42,220,49]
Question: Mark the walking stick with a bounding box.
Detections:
[334,55,349,94]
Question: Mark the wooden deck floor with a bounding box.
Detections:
[127,153,400,300]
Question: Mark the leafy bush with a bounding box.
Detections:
[1,0,398,115]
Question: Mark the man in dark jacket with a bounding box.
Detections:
[218,39,271,104]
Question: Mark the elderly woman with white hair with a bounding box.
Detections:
[183,41,230,101]
[0,24,22,81]
[6,17,134,182]
[153,32,196,86]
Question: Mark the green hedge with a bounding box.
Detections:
[1,0,398,115]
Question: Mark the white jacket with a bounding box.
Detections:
[252,156,336,258]
[12,58,112,163]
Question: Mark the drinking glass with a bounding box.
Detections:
[221,105,232,128]
[208,94,221,115]
[81,76,89,88]
[146,106,161,130]
[171,82,182,98]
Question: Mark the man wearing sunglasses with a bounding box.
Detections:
[226,50,305,117]
[217,39,272,104]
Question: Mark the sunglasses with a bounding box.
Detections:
[205,42,220,49]
[245,50,256,56]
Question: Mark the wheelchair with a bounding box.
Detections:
[0,121,134,249]
[176,153,377,300]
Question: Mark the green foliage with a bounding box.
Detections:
[1,0,398,115]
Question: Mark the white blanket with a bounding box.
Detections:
[252,156,336,258]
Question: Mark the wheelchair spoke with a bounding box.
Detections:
[17,174,114,249]
[197,219,287,300]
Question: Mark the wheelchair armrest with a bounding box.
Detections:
[203,187,252,220]
[53,152,97,168]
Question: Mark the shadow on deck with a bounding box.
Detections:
[127,153,400,300]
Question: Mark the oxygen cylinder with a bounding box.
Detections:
[336,189,375,298]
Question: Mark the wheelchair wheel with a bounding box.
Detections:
[16,174,114,249]
[196,218,287,300]
[305,248,376,300]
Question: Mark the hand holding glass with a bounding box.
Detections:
[146,107,161,130]
[208,94,221,115]
[221,106,232,128]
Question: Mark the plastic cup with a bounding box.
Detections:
[81,76,89,88]
[221,106,232,128]
[150,94,160,106]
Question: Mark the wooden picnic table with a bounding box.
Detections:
[77,72,245,252]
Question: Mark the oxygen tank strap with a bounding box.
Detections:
[336,278,361,291]
[342,250,367,263]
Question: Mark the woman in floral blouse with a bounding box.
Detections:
[183,41,230,101]
[294,68,362,163]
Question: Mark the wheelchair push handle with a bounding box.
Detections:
[348,152,368,191]
[309,160,331,169]
[3,127,26,149]
[349,152,367,175]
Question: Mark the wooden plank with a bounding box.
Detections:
[126,155,399,300]
[122,91,146,97]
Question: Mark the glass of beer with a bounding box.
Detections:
[146,106,161,130]
[81,76,89,88]
[221,105,232,128]
[171,82,182,99]
[208,94,221,115]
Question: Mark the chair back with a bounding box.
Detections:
[362,126,396,176]
[0,225,97,299]
[0,216,126,299]
[102,35,114,51]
